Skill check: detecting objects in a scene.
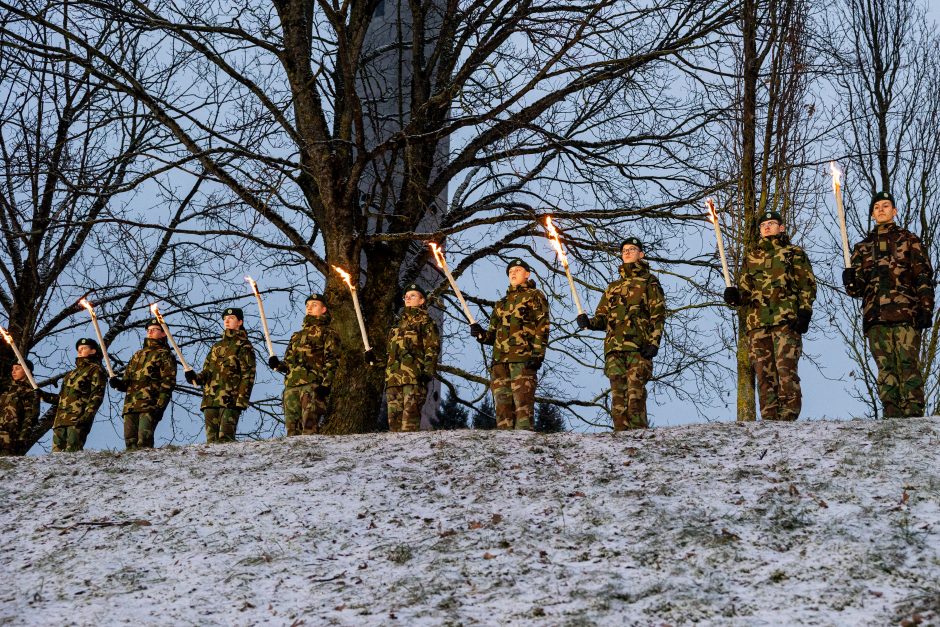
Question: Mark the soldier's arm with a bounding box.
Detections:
[589,290,609,331]
[276,336,293,376]
[530,293,550,359]
[81,367,107,423]
[910,236,936,312]
[322,330,340,387]
[157,352,177,409]
[19,392,41,445]
[39,389,60,405]
[794,249,817,311]
[737,260,753,303]
[845,244,865,298]
[422,317,441,379]
[481,308,497,345]
[648,279,667,347]
[235,344,256,409]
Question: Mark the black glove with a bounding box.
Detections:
[841,268,856,289]
[109,376,128,392]
[363,349,377,366]
[268,355,281,370]
[916,308,934,330]
[723,286,741,306]
[794,310,812,334]
[469,323,485,341]
[525,358,543,372]
[221,394,236,409]
[576,313,590,330]
[638,344,659,360]
[184,369,201,385]
[153,404,167,423]
[417,373,432,386]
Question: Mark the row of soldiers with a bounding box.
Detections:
[0,190,934,454]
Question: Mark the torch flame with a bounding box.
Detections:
[150,303,160,317]
[429,242,446,269]
[78,297,94,313]
[706,198,719,225]
[544,216,568,264]
[0,325,11,345]
[829,161,842,191]
[245,275,258,291]
[332,265,355,290]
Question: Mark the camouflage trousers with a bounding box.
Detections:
[204,407,240,443]
[747,325,802,422]
[0,431,15,456]
[866,324,924,418]
[123,411,162,450]
[283,383,327,436]
[605,351,652,430]
[52,422,92,453]
[387,384,427,432]
[491,362,537,430]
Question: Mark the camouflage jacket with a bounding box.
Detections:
[385,306,440,387]
[122,338,177,414]
[199,329,256,410]
[587,261,666,354]
[53,356,106,428]
[0,378,40,452]
[481,279,550,363]
[846,223,935,331]
[276,313,340,388]
[736,235,816,332]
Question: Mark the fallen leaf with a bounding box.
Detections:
[483,552,496,560]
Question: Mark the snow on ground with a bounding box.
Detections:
[1,418,939,626]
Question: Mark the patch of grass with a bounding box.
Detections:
[388,544,413,564]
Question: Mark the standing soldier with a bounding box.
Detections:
[724,210,816,422]
[843,191,935,418]
[184,307,256,443]
[576,238,666,430]
[470,259,549,430]
[385,284,440,432]
[268,294,340,436]
[0,360,40,455]
[109,319,177,450]
[52,338,107,452]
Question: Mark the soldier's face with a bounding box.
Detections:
[403,291,426,307]
[77,345,96,358]
[146,325,166,340]
[872,200,897,225]
[223,315,243,330]
[11,364,25,381]
[621,246,644,264]
[759,220,783,238]
[306,300,326,316]
[508,267,530,287]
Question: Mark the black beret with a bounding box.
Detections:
[305,294,326,304]
[223,307,244,321]
[403,283,427,298]
[759,211,783,224]
[20,358,34,371]
[145,318,162,329]
[506,259,531,275]
[75,338,100,352]
[620,237,644,252]
[870,191,894,212]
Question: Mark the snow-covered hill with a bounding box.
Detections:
[1,419,939,626]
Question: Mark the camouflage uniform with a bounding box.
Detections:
[584,260,666,430]
[845,222,935,417]
[116,337,177,449]
[0,378,40,455]
[196,329,256,443]
[52,355,107,452]
[385,305,440,432]
[734,234,816,421]
[275,313,340,436]
[479,278,549,430]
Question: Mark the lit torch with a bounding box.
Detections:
[332,265,372,353]
[150,303,192,372]
[78,298,115,377]
[429,242,476,324]
[543,216,585,315]
[830,162,852,268]
[0,325,38,389]
[706,199,732,288]
[245,276,275,358]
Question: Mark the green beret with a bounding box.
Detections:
[75,338,100,352]
[620,237,644,252]
[223,307,244,321]
[403,283,426,298]
[759,211,783,225]
[506,259,531,275]
[305,294,326,304]
[870,191,894,212]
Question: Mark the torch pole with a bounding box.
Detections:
[433,250,476,324]
[86,308,116,377]
[560,258,585,316]
[247,278,276,357]
[833,176,852,268]
[0,326,38,389]
[151,306,192,372]
[349,288,372,352]
[707,200,733,288]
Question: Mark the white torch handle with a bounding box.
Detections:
[158,319,191,372]
[835,184,852,268]
[89,312,115,377]
[439,257,476,324]
[561,259,585,315]
[350,289,372,351]
[252,289,276,357]
[712,220,732,288]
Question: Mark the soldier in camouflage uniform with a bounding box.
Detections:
[52,338,107,453]
[110,319,177,450]
[470,259,549,430]
[385,284,440,432]
[724,211,816,422]
[843,191,935,418]
[269,294,340,436]
[577,237,666,430]
[0,359,40,455]
[184,307,256,443]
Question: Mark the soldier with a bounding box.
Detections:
[470,259,549,430]
[385,284,440,432]
[109,319,177,450]
[52,338,107,452]
[842,191,935,418]
[576,237,666,430]
[0,359,40,455]
[184,307,256,443]
[268,294,340,436]
[724,210,816,422]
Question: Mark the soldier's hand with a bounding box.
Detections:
[576,313,590,330]
[841,268,856,289]
[524,358,543,372]
[722,286,741,306]
[268,355,281,370]
[221,394,235,408]
[417,373,432,386]
[916,308,934,330]
[794,310,812,334]
[109,376,128,392]
[638,344,659,360]
[184,369,201,386]
[469,322,485,341]
[363,349,377,366]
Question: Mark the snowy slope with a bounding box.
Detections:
[1,419,939,626]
